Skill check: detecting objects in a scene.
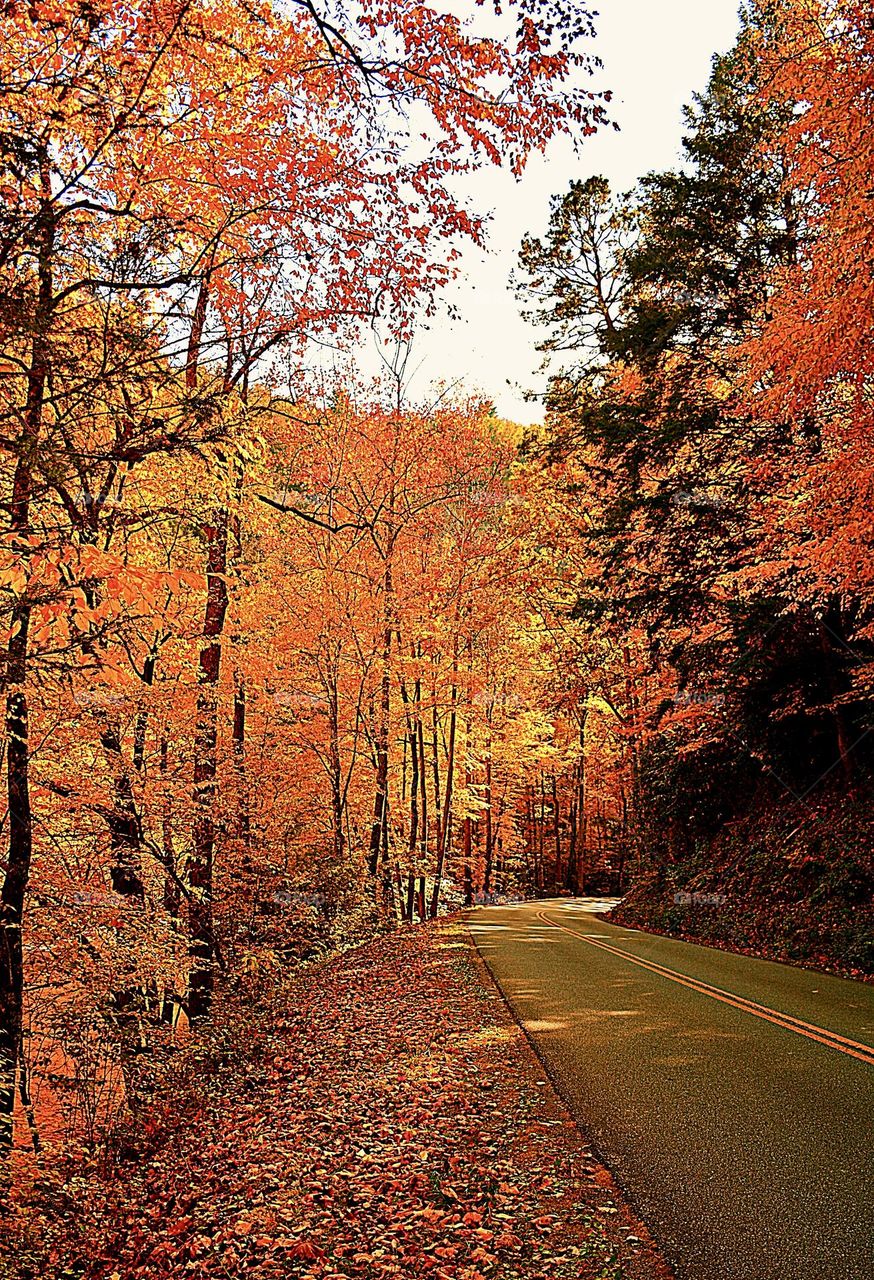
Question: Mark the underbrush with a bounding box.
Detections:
[611,792,874,979]
[3,925,667,1280]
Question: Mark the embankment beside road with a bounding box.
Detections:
[611,796,874,980]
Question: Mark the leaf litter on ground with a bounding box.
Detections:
[10,920,673,1280]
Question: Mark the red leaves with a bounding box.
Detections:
[19,925,663,1280]
[287,1240,323,1261]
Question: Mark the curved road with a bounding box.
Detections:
[467,898,874,1280]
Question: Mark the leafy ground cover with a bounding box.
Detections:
[3,922,670,1280]
[611,796,874,981]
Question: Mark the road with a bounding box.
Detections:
[467,898,874,1280]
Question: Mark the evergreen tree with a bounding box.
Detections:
[516,2,873,854]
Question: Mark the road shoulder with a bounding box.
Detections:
[4,919,672,1280]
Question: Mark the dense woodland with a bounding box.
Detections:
[518,0,874,965]
[0,0,871,1187]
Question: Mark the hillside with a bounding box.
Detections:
[611,792,874,980]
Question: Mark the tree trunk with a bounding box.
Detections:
[429,642,458,919]
[482,744,493,897]
[232,673,250,843]
[537,775,546,892]
[160,734,181,918]
[229,448,250,842]
[462,637,473,906]
[1,150,52,1160]
[407,720,419,858]
[567,801,578,892]
[187,506,229,1022]
[623,646,643,870]
[101,723,145,898]
[575,704,588,894]
[431,688,442,864]
[368,553,393,879]
[415,659,428,864]
[551,773,561,892]
[327,672,344,862]
[132,647,157,773]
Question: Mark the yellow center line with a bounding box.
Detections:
[536,910,874,1068]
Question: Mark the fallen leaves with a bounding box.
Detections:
[6,922,668,1280]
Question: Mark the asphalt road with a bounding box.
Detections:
[467,898,874,1280]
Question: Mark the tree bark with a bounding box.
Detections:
[368,552,393,880]
[1,149,52,1159]
[575,704,588,893]
[132,647,157,773]
[551,773,561,892]
[415,654,428,865]
[400,679,419,863]
[187,506,229,1023]
[623,646,643,870]
[482,742,493,897]
[100,722,145,898]
[232,673,250,843]
[160,734,181,918]
[327,671,344,861]
[429,640,458,919]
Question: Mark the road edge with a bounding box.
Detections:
[461,914,676,1280]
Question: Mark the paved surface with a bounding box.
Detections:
[467,898,874,1280]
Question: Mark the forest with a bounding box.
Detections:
[1,2,872,1278]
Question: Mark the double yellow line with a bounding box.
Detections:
[536,911,874,1067]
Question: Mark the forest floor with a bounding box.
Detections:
[4,920,671,1280]
[610,795,874,981]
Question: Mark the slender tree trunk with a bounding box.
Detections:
[228,448,250,842]
[368,552,393,879]
[537,775,546,892]
[132,648,157,773]
[187,506,229,1023]
[429,641,458,919]
[551,773,563,891]
[482,742,493,896]
[159,762,181,1069]
[160,734,181,918]
[523,790,535,886]
[400,680,419,862]
[462,736,473,903]
[101,723,145,898]
[186,276,210,392]
[431,660,442,864]
[91,615,146,904]
[414,652,428,864]
[232,673,250,843]
[380,785,395,912]
[462,637,473,906]
[184,270,229,1022]
[327,673,344,862]
[99,716,149,1093]
[567,801,578,892]
[623,646,643,870]
[575,704,588,894]
[1,150,52,1160]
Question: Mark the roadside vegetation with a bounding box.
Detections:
[0,0,871,1269]
[515,1,874,976]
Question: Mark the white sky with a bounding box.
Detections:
[361,0,744,424]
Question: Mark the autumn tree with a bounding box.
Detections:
[0,0,607,1157]
[515,0,874,890]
